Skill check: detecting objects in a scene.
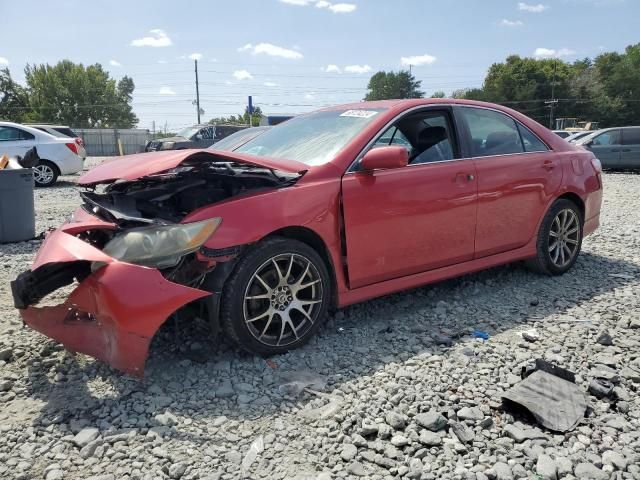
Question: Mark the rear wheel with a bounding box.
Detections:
[527,199,583,275]
[220,237,331,355]
[33,161,59,187]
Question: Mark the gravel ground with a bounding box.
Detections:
[0,159,639,480]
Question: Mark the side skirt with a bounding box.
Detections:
[337,237,537,308]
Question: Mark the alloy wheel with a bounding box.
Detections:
[33,164,55,185]
[243,253,324,347]
[548,208,580,267]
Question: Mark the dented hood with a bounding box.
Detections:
[78,149,309,186]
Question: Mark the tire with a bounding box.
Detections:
[220,237,332,355]
[526,199,583,276]
[33,161,59,187]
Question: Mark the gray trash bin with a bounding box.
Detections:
[0,168,35,243]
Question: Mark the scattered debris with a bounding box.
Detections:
[608,273,635,280]
[241,435,264,471]
[277,370,327,396]
[521,328,540,342]
[595,330,613,346]
[473,330,490,340]
[588,378,614,399]
[503,360,587,432]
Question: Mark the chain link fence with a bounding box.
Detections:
[72,128,150,156]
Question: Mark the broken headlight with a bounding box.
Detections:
[100,218,221,269]
[160,142,175,150]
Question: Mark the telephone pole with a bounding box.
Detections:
[545,60,558,129]
[194,59,201,124]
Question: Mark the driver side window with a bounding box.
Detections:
[593,130,621,146]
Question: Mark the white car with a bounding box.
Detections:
[0,121,84,187]
[27,124,87,160]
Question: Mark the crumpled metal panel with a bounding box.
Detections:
[502,370,588,432]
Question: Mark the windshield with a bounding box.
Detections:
[236,108,386,165]
[176,126,201,139]
[209,127,270,152]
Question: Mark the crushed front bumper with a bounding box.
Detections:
[11,223,210,377]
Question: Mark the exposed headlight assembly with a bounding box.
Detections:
[101,218,221,268]
[160,141,176,150]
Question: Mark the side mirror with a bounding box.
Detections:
[360,146,408,171]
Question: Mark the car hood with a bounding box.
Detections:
[78,149,309,186]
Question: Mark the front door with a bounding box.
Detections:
[341,108,477,289]
[457,106,563,258]
[621,127,640,169]
[588,129,622,168]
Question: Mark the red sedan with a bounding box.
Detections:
[12,99,603,375]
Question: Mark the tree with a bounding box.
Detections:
[430,91,446,98]
[23,60,138,127]
[209,106,263,127]
[0,68,30,123]
[364,70,424,101]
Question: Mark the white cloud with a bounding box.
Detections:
[0,57,9,65]
[400,54,437,66]
[324,64,341,73]
[344,64,372,74]
[263,81,279,87]
[305,92,316,99]
[238,42,303,59]
[131,29,172,47]
[157,59,168,64]
[327,2,356,12]
[501,18,524,27]
[188,53,203,61]
[534,47,576,58]
[159,86,176,95]
[518,2,548,12]
[233,70,253,80]
[109,59,122,66]
[281,0,356,13]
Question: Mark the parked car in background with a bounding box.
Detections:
[575,126,640,169]
[0,121,83,186]
[208,126,271,152]
[145,124,248,152]
[11,99,603,375]
[565,131,591,143]
[27,124,87,159]
[553,130,572,139]
[259,115,294,126]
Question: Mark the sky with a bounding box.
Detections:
[0,0,638,132]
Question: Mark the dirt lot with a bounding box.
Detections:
[0,159,638,480]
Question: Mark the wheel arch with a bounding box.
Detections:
[38,159,61,175]
[266,226,338,308]
[556,192,585,220]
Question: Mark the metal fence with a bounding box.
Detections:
[72,128,150,156]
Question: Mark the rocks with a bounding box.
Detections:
[521,329,540,342]
[574,463,609,480]
[0,167,639,479]
[536,454,557,480]
[385,411,405,430]
[414,411,447,431]
[456,406,484,421]
[340,443,358,461]
[72,428,100,448]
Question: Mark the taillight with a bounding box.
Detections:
[75,138,84,147]
[590,157,602,173]
[65,142,78,154]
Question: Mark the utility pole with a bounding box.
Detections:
[545,60,558,129]
[194,59,201,124]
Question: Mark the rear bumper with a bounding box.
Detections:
[11,228,210,376]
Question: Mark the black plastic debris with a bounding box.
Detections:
[588,378,614,399]
[503,359,587,432]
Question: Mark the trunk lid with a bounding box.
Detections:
[78,149,309,186]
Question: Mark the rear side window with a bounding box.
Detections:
[593,130,620,146]
[517,124,549,152]
[460,107,524,157]
[622,128,640,145]
[0,126,35,141]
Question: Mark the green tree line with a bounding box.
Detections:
[0,60,138,128]
[365,43,640,128]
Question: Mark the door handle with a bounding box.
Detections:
[466,174,475,181]
[621,149,631,152]
[454,173,475,183]
[542,160,555,170]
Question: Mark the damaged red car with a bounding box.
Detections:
[11,99,603,376]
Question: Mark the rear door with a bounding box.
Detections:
[588,129,622,168]
[341,107,478,288]
[0,126,36,158]
[457,106,562,258]
[620,128,640,169]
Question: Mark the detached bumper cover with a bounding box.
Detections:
[12,228,210,376]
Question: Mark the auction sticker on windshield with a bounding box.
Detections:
[339,110,379,119]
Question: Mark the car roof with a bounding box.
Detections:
[27,124,73,129]
[0,121,62,138]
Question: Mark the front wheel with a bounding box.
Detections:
[526,199,583,275]
[33,161,59,187]
[220,237,332,355]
